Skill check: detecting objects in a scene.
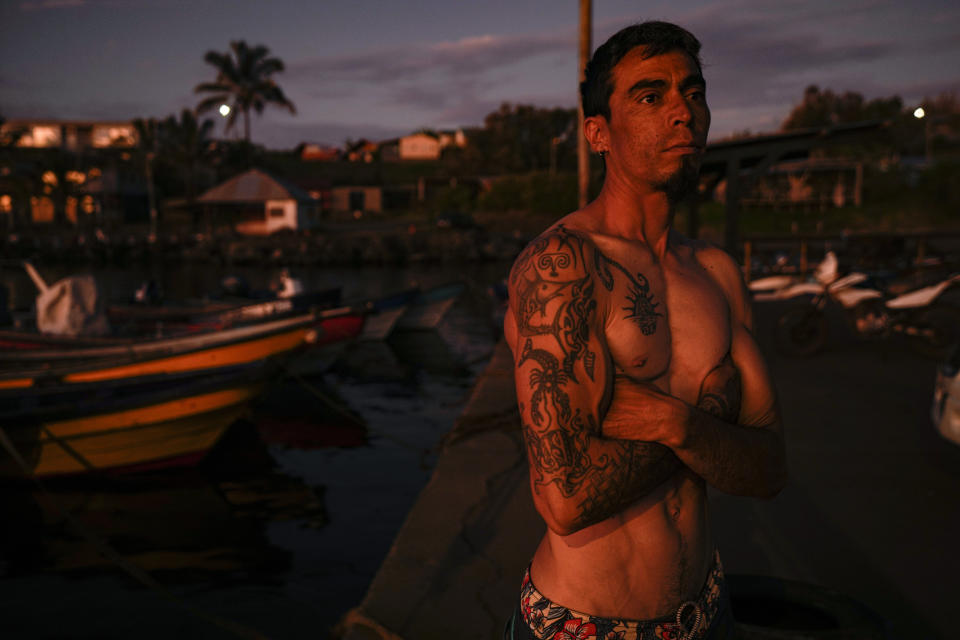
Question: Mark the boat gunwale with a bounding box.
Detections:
[0,361,276,425]
[0,312,319,377]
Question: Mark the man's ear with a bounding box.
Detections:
[583,115,609,154]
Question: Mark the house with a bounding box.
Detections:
[720,158,864,210]
[329,186,383,215]
[381,132,442,161]
[438,128,468,149]
[298,143,341,162]
[345,139,379,163]
[379,128,469,161]
[1,119,138,151]
[196,168,321,235]
[0,119,144,228]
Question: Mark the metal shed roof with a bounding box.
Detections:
[197,168,313,204]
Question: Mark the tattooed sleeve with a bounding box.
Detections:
[509,229,680,533]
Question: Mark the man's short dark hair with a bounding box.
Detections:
[580,21,703,120]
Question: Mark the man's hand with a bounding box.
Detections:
[602,376,687,443]
[602,355,743,447]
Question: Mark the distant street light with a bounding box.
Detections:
[914,107,926,119]
[219,104,231,117]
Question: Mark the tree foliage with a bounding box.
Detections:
[195,40,296,142]
[448,103,577,175]
[134,110,218,202]
[781,85,903,130]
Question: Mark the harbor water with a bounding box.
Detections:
[0,261,511,639]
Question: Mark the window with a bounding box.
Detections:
[269,207,285,218]
[349,191,364,211]
[22,126,60,148]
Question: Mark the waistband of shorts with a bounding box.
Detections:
[518,551,725,640]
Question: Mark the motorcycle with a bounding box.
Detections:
[749,252,960,357]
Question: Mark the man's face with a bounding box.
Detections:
[601,48,710,199]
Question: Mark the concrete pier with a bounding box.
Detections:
[339,302,960,640]
[339,340,539,640]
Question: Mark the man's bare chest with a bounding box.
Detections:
[594,246,732,402]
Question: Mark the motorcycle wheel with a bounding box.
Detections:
[775,306,827,357]
[910,306,960,360]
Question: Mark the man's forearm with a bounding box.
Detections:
[601,370,786,497]
[523,416,681,534]
[667,406,786,497]
[569,435,682,531]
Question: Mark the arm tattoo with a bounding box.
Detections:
[512,227,597,382]
[520,401,606,498]
[513,229,679,529]
[575,441,680,528]
[520,339,571,427]
[696,353,742,424]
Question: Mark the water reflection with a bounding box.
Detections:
[3,420,324,580]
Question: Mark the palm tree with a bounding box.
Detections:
[133,117,160,235]
[160,109,216,200]
[194,40,296,143]
[134,111,217,232]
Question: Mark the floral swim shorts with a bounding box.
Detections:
[505,551,734,640]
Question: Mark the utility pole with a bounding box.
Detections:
[578,0,591,208]
[146,150,157,241]
[144,118,158,241]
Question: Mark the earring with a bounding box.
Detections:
[598,150,607,158]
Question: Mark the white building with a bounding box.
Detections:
[196,169,320,235]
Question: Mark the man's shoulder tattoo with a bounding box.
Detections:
[511,226,598,383]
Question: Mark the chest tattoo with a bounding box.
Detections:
[593,248,663,335]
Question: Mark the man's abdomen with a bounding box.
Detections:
[529,468,711,620]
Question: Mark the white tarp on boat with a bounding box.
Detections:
[36,275,110,337]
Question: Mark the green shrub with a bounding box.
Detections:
[478,171,578,215]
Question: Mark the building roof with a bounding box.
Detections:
[197,168,313,204]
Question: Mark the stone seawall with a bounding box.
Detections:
[0,227,529,267]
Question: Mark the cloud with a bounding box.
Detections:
[285,30,574,118]
[0,98,154,121]
[917,32,960,53]
[18,0,190,10]
[680,10,900,76]
[19,0,85,10]
[0,75,41,91]
[287,31,573,85]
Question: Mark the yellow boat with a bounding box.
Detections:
[0,313,323,477]
[0,365,268,478]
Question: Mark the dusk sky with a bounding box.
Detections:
[2,0,958,149]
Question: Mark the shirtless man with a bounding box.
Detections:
[503,22,786,640]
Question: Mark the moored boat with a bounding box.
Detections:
[358,288,419,341]
[395,282,465,331]
[106,285,342,335]
[0,312,319,385]
[0,364,270,478]
[284,304,368,376]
